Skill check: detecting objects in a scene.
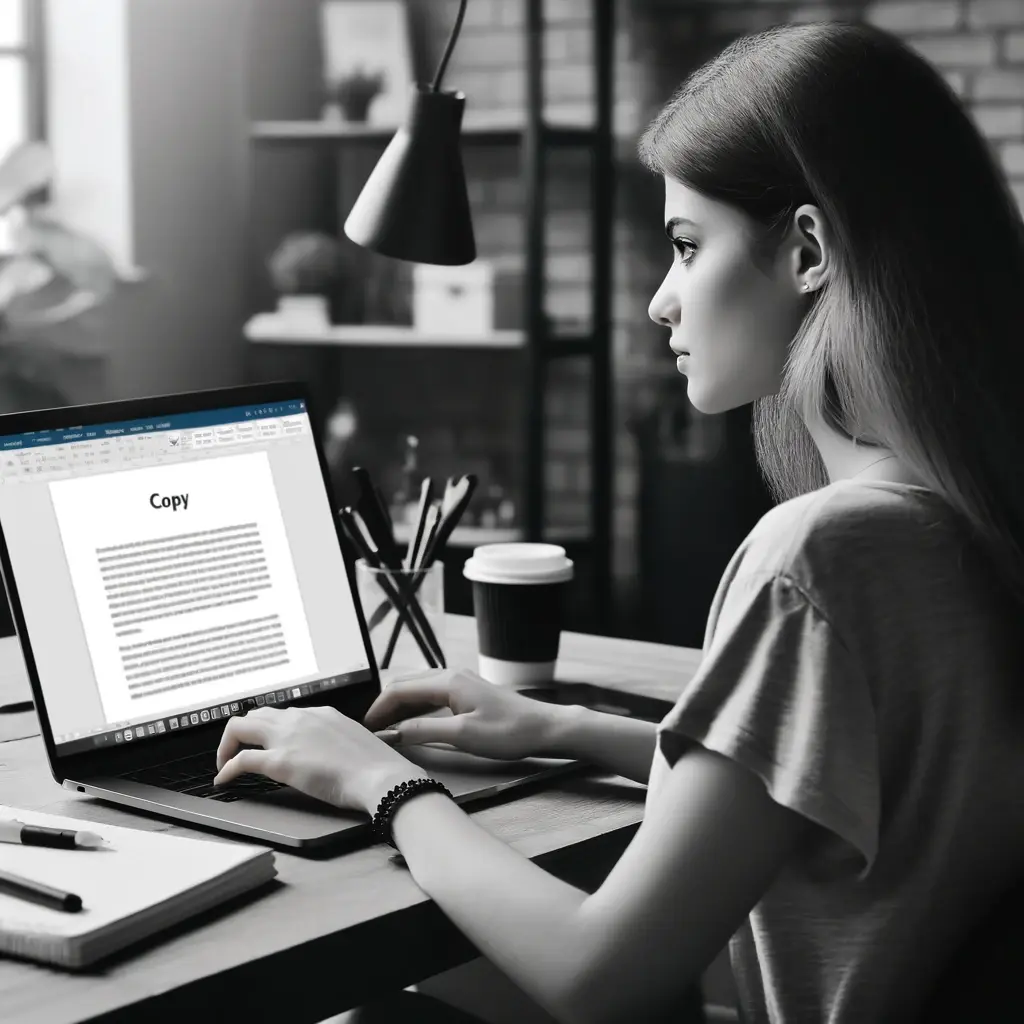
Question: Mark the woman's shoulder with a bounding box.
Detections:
[735,479,962,591]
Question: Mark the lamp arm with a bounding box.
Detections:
[430,0,469,92]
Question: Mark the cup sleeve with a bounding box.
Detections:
[656,572,881,881]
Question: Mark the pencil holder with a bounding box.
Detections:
[355,559,446,677]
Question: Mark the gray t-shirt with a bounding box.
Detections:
[645,479,1024,1023]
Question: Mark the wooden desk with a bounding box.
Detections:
[0,616,703,1024]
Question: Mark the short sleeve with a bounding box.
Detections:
[657,571,881,881]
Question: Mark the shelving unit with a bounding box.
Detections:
[391,523,590,547]
[250,107,598,147]
[245,0,614,628]
[246,315,524,349]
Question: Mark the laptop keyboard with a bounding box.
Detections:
[121,750,285,802]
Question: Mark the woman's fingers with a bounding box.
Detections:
[215,709,273,771]
[363,672,454,730]
[213,746,272,786]
[374,713,463,748]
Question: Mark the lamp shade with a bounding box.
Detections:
[344,87,476,266]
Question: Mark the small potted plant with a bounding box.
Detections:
[325,68,386,123]
[267,231,345,328]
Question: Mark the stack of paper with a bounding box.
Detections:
[0,805,276,968]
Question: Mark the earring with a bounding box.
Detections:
[804,282,811,292]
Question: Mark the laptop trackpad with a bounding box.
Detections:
[242,785,354,814]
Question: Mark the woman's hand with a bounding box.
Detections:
[213,705,426,815]
[363,669,559,761]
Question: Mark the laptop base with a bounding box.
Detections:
[64,746,580,850]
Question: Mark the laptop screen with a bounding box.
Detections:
[0,396,371,756]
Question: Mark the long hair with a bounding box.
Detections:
[638,20,1024,607]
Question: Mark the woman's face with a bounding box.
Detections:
[648,176,811,415]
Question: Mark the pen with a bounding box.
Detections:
[349,507,445,665]
[0,868,83,913]
[381,502,442,668]
[365,474,478,634]
[351,466,403,570]
[338,508,443,668]
[0,818,108,850]
[404,476,434,570]
[0,700,33,715]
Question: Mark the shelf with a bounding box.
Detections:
[391,523,591,547]
[251,108,598,147]
[244,315,592,352]
[243,0,614,626]
[244,315,524,349]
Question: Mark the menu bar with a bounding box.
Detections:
[0,414,308,480]
[0,400,307,452]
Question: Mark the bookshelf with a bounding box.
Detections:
[244,0,614,628]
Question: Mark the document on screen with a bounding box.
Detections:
[48,451,318,722]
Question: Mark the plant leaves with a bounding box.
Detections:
[13,211,119,304]
[4,288,100,330]
[0,142,53,216]
[0,254,55,308]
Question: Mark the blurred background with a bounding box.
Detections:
[1,0,1023,649]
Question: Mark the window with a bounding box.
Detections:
[0,0,44,159]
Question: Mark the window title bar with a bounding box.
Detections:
[0,401,307,452]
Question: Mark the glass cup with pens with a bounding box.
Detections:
[356,559,446,675]
[340,468,476,680]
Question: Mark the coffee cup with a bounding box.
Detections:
[462,543,574,687]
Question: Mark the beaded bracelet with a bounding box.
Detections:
[370,777,454,848]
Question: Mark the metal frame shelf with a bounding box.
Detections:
[246,0,614,628]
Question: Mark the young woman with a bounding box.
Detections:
[213,21,1024,1024]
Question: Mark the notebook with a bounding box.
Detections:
[0,806,276,968]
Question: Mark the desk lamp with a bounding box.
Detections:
[343,0,475,265]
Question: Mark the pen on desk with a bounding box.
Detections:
[0,868,83,913]
[0,700,33,715]
[0,818,108,850]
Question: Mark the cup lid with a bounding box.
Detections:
[463,543,574,585]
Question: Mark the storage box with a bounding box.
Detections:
[412,261,494,336]
[493,263,524,330]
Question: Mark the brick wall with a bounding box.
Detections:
[334,0,1024,628]
[611,0,1024,622]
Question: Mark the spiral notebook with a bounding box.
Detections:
[0,806,277,969]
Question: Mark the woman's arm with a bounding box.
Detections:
[389,743,809,1024]
[539,703,660,785]
[213,703,810,1024]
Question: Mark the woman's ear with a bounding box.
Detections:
[787,203,833,294]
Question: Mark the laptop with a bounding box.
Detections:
[0,382,579,849]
